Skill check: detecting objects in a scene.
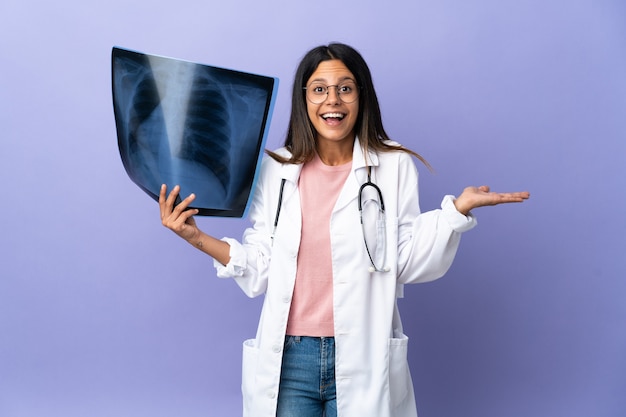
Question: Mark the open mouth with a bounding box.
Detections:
[321,112,345,121]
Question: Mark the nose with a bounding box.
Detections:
[325,85,340,104]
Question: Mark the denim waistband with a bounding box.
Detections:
[285,335,335,341]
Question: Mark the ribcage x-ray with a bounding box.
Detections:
[112,47,278,217]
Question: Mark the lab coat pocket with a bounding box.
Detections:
[388,334,411,407]
[242,339,259,413]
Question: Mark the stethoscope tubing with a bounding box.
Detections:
[272,166,389,272]
[358,167,389,272]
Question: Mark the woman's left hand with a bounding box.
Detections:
[454,186,530,216]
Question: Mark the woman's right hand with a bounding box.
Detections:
[159,184,232,265]
[159,184,201,243]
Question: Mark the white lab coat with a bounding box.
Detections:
[214,138,477,417]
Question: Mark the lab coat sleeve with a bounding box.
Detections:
[212,158,275,298]
[396,155,477,284]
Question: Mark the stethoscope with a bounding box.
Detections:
[271,166,389,273]
[358,166,389,272]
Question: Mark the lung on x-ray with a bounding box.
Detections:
[112,47,278,217]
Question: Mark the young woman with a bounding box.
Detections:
[160,43,529,417]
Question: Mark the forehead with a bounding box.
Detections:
[307,59,355,84]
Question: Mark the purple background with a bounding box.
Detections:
[1,1,624,416]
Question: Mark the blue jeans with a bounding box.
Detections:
[276,336,337,417]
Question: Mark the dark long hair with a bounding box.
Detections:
[267,43,429,168]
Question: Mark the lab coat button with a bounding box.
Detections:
[268,391,276,399]
[272,344,282,353]
[282,296,291,303]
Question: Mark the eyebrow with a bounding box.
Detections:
[308,76,356,84]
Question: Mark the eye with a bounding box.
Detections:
[339,85,352,93]
[311,84,326,94]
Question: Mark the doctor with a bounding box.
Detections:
[160,43,529,417]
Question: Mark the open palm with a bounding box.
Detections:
[454,186,530,215]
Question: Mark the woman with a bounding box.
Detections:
[160,43,529,417]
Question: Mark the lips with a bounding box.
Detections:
[321,112,345,120]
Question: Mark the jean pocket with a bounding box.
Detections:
[283,335,299,353]
[388,334,411,407]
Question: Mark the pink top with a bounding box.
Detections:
[285,154,352,337]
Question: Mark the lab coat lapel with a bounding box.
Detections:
[333,138,379,213]
[274,162,302,237]
[278,162,302,201]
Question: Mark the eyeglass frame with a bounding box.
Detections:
[302,82,361,104]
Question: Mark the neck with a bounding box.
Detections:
[316,138,354,166]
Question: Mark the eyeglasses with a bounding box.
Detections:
[303,81,359,104]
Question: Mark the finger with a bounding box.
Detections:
[478,185,490,193]
[162,186,184,226]
[172,192,196,214]
[495,192,530,203]
[159,184,168,217]
[500,191,530,199]
[165,185,181,209]
[159,184,167,203]
[171,207,199,235]
[179,207,199,224]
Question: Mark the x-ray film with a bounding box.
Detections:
[112,47,279,217]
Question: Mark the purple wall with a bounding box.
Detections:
[1,1,624,416]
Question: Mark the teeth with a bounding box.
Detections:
[322,113,345,119]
